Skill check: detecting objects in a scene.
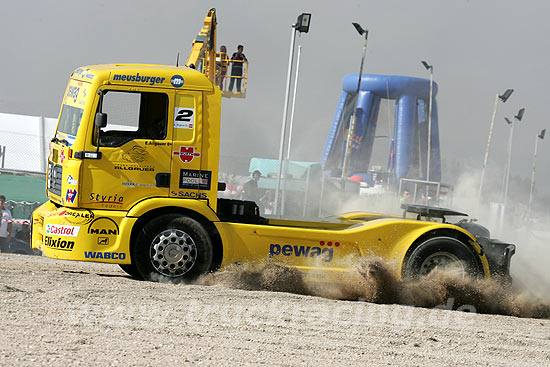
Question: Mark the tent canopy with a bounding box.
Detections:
[0,173,47,203]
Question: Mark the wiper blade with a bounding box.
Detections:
[50,137,69,146]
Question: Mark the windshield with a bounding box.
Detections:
[54,78,92,146]
[57,104,83,136]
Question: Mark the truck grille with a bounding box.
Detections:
[47,162,62,196]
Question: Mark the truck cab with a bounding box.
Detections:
[34,64,222,262]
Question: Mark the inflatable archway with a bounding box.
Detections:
[321,74,441,183]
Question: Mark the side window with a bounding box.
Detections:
[95,90,168,147]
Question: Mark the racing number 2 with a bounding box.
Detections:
[176,109,193,121]
[174,107,195,129]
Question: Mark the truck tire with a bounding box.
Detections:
[133,214,213,282]
[118,264,142,279]
[403,236,483,280]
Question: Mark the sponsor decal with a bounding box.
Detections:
[54,131,75,147]
[115,146,154,171]
[113,73,166,86]
[122,179,154,188]
[66,135,76,146]
[45,224,80,237]
[63,209,94,225]
[269,241,337,263]
[122,145,149,163]
[44,236,75,251]
[66,86,80,103]
[145,141,171,146]
[114,165,154,172]
[75,68,93,79]
[174,107,194,129]
[66,188,77,204]
[88,193,124,207]
[170,75,184,88]
[47,209,67,218]
[84,251,126,260]
[173,146,200,163]
[179,169,211,190]
[171,190,208,199]
[67,175,78,185]
[60,148,66,164]
[87,217,120,246]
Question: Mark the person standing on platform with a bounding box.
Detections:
[229,45,247,92]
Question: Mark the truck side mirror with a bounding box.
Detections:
[95,112,107,128]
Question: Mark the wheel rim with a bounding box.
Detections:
[149,229,197,277]
[419,251,466,278]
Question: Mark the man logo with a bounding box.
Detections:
[171,75,184,88]
[87,217,119,236]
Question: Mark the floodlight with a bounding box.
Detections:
[499,89,514,103]
[515,108,525,122]
[421,61,432,71]
[352,22,366,36]
[295,13,311,33]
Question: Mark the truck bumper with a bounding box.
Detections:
[32,201,136,264]
[478,237,516,285]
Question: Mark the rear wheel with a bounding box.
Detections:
[133,214,213,282]
[403,236,483,279]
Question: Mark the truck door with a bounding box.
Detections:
[80,87,174,211]
[170,91,209,200]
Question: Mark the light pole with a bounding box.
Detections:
[479,88,514,199]
[281,45,303,214]
[274,13,311,215]
[528,129,546,218]
[341,22,368,183]
[503,108,525,211]
[421,61,434,182]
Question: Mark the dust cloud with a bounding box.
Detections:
[200,261,309,295]
[451,169,550,299]
[199,258,550,319]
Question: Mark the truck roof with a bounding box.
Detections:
[71,64,214,91]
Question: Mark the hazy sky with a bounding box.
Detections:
[1,0,549,190]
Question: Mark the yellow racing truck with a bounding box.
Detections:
[31,10,515,284]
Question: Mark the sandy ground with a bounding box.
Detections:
[1,253,549,366]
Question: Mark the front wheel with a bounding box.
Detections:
[118,263,142,279]
[133,214,213,282]
[403,236,483,280]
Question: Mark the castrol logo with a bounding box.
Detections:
[45,224,80,237]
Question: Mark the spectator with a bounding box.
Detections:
[243,170,261,202]
[400,189,412,206]
[15,222,30,244]
[229,45,247,92]
[0,195,13,253]
[217,45,229,90]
